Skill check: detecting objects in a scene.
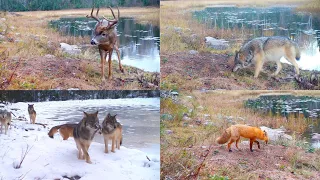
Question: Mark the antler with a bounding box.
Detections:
[102,6,120,29]
[86,6,101,23]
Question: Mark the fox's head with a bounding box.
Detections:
[262,130,269,144]
[83,111,100,130]
[233,49,254,72]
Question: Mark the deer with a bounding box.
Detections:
[86,6,124,81]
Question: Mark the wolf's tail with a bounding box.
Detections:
[216,128,231,144]
[294,43,301,61]
[48,125,62,138]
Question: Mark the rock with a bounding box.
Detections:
[197,106,204,110]
[201,146,207,149]
[44,54,55,59]
[182,113,192,121]
[186,96,193,99]
[204,121,214,126]
[260,126,293,141]
[173,27,182,33]
[189,50,199,55]
[311,133,320,140]
[205,37,229,50]
[0,18,6,21]
[60,43,81,55]
[195,119,201,125]
[0,34,5,41]
[170,91,179,96]
[166,130,173,134]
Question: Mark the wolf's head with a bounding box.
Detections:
[83,111,100,130]
[28,104,34,110]
[102,113,118,133]
[233,49,254,72]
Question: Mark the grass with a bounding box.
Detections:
[161,90,320,179]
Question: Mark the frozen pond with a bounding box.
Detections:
[193,6,320,70]
[50,17,160,72]
[7,98,160,153]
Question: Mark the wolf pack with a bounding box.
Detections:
[0,104,123,164]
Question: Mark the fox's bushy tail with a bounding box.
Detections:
[48,125,62,138]
[216,128,231,144]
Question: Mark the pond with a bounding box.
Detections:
[49,17,160,72]
[193,6,320,71]
[8,98,160,153]
[245,95,320,148]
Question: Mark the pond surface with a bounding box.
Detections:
[50,17,160,72]
[245,95,320,148]
[193,6,320,70]
[9,98,160,153]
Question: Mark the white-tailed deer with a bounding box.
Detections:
[86,6,124,81]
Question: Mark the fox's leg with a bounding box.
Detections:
[249,139,254,152]
[235,138,241,150]
[111,136,115,153]
[227,139,235,152]
[272,61,282,76]
[114,45,124,73]
[104,136,109,153]
[254,140,260,149]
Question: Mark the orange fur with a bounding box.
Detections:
[48,124,77,140]
[216,124,268,152]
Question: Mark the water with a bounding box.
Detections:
[49,17,160,72]
[245,95,320,148]
[9,98,160,152]
[193,6,320,70]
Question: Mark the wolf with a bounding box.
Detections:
[233,36,300,78]
[216,124,268,152]
[0,109,12,135]
[48,123,78,140]
[101,113,123,153]
[28,104,36,124]
[73,111,100,164]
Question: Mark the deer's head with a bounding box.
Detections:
[86,6,119,46]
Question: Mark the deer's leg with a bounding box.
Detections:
[108,49,113,80]
[99,49,106,81]
[115,45,124,73]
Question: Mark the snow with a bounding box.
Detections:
[0,98,160,180]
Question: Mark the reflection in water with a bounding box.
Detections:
[193,6,320,70]
[50,17,160,72]
[245,95,320,148]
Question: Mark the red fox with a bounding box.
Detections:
[48,124,78,140]
[216,124,268,152]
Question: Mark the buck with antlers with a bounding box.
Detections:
[86,6,124,81]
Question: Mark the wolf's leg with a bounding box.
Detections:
[249,139,254,152]
[0,124,2,134]
[75,140,83,159]
[111,136,115,153]
[272,61,282,76]
[117,137,120,150]
[5,124,8,135]
[104,136,109,153]
[254,57,264,78]
[80,142,91,164]
[285,47,300,76]
[254,140,260,149]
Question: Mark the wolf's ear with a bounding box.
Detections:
[83,111,88,117]
[114,114,117,117]
[263,130,267,135]
[94,111,99,116]
[107,113,111,117]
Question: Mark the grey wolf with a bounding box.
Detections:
[28,104,36,124]
[233,36,300,78]
[0,109,12,134]
[101,113,123,153]
[73,111,100,164]
[86,6,124,81]
[48,123,78,140]
[216,124,268,152]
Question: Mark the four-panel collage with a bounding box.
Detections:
[0,0,320,179]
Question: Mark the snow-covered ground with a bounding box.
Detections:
[0,98,160,180]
